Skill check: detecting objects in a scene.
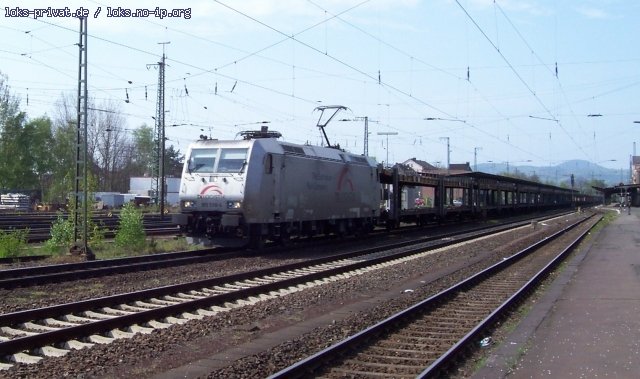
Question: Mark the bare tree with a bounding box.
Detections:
[93,100,128,191]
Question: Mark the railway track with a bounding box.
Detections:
[0,212,177,243]
[0,212,585,370]
[268,213,601,378]
[0,212,569,289]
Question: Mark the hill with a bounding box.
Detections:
[475,160,625,187]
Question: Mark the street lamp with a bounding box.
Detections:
[424,117,465,123]
[377,131,398,167]
[529,115,559,122]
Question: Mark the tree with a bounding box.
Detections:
[164,144,184,177]
[47,96,78,204]
[0,113,53,193]
[92,101,129,192]
[0,72,20,132]
[0,73,22,192]
[23,117,54,198]
[130,124,155,176]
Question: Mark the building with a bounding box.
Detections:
[403,158,437,173]
[402,158,472,175]
[129,177,181,206]
[632,156,640,184]
[399,159,473,209]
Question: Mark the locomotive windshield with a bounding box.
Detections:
[187,147,248,174]
[217,148,248,173]
[188,148,217,173]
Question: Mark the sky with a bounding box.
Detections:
[1,0,639,174]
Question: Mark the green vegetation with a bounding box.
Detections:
[0,228,29,258]
[1,71,183,204]
[97,237,195,259]
[114,202,147,253]
[43,212,74,254]
[39,204,194,259]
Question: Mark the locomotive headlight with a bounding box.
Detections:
[182,200,195,208]
[227,200,242,209]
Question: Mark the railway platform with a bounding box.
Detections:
[473,206,640,378]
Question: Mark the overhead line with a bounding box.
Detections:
[455,0,591,161]
[214,0,457,119]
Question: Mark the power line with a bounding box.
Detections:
[455,0,592,161]
[214,0,453,118]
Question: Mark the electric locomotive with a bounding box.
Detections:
[173,127,381,247]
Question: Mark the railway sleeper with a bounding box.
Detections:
[64,339,94,349]
[0,326,37,337]
[128,324,154,334]
[43,318,78,327]
[163,316,189,325]
[147,320,172,329]
[180,312,204,320]
[150,298,180,306]
[133,300,164,309]
[11,352,42,364]
[62,314,95,323]
[37,345,69,358]
[108,329,135,339]
[87,334,115,344]
[357,352,428,364]
[21,322,61,333]
[119,304,154,312]
[101,307,136,316]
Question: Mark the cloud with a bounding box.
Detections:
[467,0,553,17]
[576,6,610,19]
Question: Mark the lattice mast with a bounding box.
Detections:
[73,16,89,251]
[151,43,168,217]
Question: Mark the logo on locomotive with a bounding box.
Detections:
[198,184,224,198]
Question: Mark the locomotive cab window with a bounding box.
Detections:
[264,153,273,174]
[217,148,248,173]
[188,148,218,173]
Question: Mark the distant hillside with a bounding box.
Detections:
[475,160,626,186]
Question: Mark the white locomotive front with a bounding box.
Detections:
[173,129,381,247]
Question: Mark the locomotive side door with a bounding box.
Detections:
[265,152,284,218]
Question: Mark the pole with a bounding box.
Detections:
[364,116,369,156]
[386,134,389,166]
[377,131,398,167]
[153,42,169,219]
[473,147,482,171]
[447,139,450,171]
[440,137,450,173]
[73,16,91,258]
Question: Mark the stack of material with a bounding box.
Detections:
[0,193,30,212]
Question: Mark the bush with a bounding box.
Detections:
[0,229,29,258]
[44,212,74,254]
[90,221,107,250]
[115,203,146,252]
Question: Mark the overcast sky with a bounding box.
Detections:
[1,0,638,171]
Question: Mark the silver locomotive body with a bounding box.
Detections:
[174,137,380,244]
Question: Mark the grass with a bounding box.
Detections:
[4,236,198,261]
[95,237,197,259]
